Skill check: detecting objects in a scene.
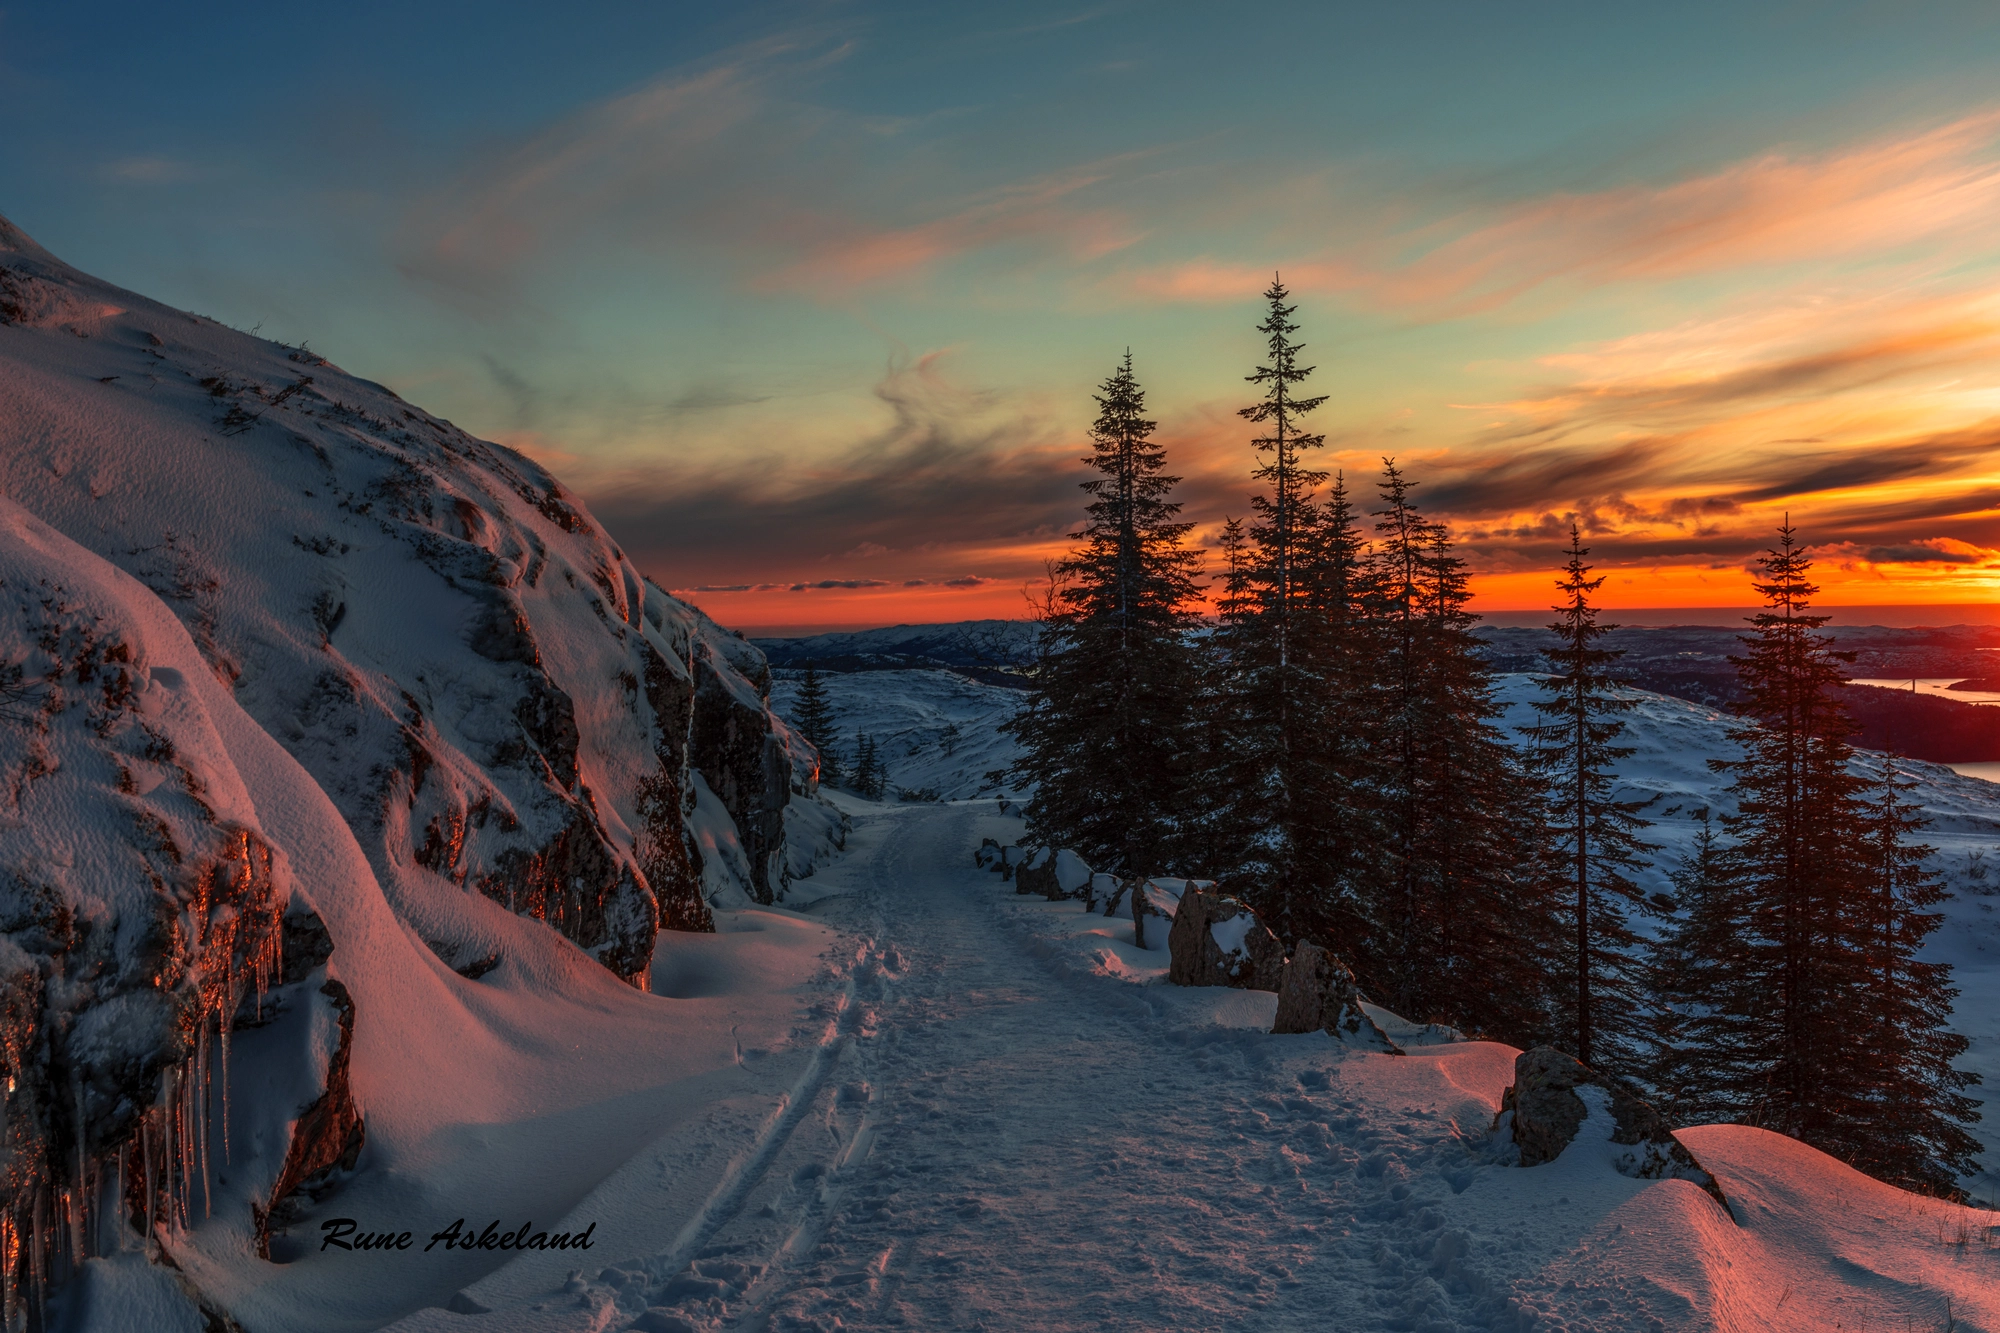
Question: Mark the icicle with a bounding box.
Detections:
[30,1184,45,1333]
[197,1023,212,1220]
[218,1016,231,1167]
[143,1111,156,1245]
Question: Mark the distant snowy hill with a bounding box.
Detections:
[755,620,1035,687]
[770,667,1027,801]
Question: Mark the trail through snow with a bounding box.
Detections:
[384,801,1997,1333]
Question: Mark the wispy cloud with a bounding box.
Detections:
[1116,111,2000,316]
[396,38,1153,304]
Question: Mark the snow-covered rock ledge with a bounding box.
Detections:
[0,210,847,1319]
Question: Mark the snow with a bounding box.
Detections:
[1054,848,1093,895]
[1211,910,1255,959]
[767,668,1024,801]
[374,798,1996,1332]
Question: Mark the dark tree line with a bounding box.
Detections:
[1010,278,1980,1199]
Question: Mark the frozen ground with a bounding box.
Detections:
[355,796,1999,1333]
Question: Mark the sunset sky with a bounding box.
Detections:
[7,2,2000,632]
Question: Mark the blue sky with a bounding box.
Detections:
[8,2,2000,630]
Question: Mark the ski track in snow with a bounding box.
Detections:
[404,800,2000,1333]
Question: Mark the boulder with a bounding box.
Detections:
[1269,942,1400,1051]
[1166,888,1286,990]
[999,845,1030,881]
[1053,850,1093,899]
[1014,847,1056,896]
[1015,847,1092,901]
[974,838,1003,871]
[1497,1047,1733,1214]
[1087,873,1122,912]
[1130,878,1175,948]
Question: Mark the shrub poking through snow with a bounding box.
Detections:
[1167,887,1287,991]
[1498,1047,1732,1214]
[1271,941,1400,1051]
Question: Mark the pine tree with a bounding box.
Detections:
[852,733,884,800]
[1707,523,1867,1142]
[1641,812,1753,1123]
[1520,525,1653,1071]
[1204,277,1359,944]
[1662,524,1979,1194]
[1849,754,1982,1195]
[791,663,842,787]
[1007,352,1203,874]
[1359,461,1559,1043]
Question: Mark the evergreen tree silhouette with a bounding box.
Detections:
[1203,278,1360,943]
[1520,525,1654,1071]
[1656,524,1978,1195]
[1008,353,1203,874]
[791,663,842,787]
[1359,461,1559,1043]
[1849,753,1981,1195]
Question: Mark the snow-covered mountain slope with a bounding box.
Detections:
[770,667,1027,801]
[0,212,837,960]
[0,212,846,1322]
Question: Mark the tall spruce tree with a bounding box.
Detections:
[1641,812,1752,1123]
[1205,277,1363,945]
[852,733,885,800]
[1657,524,1979,1194]
[791,663,842,787]
[1521,526,1653,1071]
[1851,754,1981,1195]
[1008,353,1203,874]
[1359,461,1559,1043]
[1178,517,1258,878]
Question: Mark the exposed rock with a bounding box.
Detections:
[1270,942,1400,1051]
[0,511,301,1306]
[1014,848,1054,896]
[1498,1047,1733,1214]
[688,638,794,906]
[253,980,365,1256]
[638,636,709,934]
[974,838,1003,871]
[1131,878,1209,949]
[0,212,859,989]
[1166,887,1286,991]
[1052,849,1092,899]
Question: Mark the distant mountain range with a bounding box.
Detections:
[760,618,2000,761]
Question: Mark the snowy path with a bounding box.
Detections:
[395,801,1998,1333]
[555,804,1581,1333]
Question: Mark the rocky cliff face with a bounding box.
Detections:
[0,213,835,1312]
[0,213,828,979]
